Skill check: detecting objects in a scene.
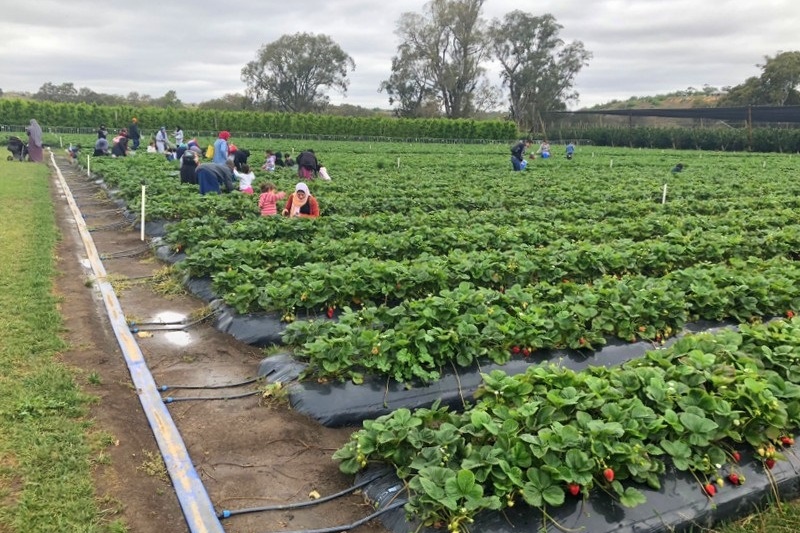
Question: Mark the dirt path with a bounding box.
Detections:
[51,153,389,533]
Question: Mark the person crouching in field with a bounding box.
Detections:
[197,161,235,195]
[258,182,287,216]
[510,138,532,171]
[282,182,319,218]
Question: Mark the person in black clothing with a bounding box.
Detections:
[98,124,108,139]
[296,149,319,179]
[111,129,129,157]
[129,118,141,150]
[233,148,251,171]
[180,149,200,185]
[510,139,531,171]
[274,151,285,167]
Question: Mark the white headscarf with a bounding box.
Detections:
[295,182,310,195]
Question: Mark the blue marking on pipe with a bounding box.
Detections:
[51,152,224,533]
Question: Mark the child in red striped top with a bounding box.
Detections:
[258,182,287,216]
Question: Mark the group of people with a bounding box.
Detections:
[510,139,576,170]
[92,124,131,157]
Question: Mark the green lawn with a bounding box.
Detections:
[0,158,120,532]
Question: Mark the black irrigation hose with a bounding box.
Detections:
[264,499,408,533]
[218,470,394,519]
[89,220,132,232]
[129,309,220,332]
[82,208,126,218]
[100,244,152,259]
[162,390,260,403]
[158,376,262,391]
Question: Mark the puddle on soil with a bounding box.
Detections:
[152,311,187,323]
[163,331,192,347]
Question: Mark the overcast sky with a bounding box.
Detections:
[1,0,796,111]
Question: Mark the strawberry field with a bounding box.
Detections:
[81,140,800,531]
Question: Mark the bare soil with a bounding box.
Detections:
[50,153,389,533]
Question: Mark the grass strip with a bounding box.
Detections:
[0,159,105,532]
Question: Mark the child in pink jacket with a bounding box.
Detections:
[258,182,287,216]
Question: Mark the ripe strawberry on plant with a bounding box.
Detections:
[787,310,795,318]
[780,436,794,446]
[327,306,335,319]
[521,347,530,357]
[731,451,741,463]
[728,473,741,485]
[511,345,521,354]
[567,483,581,497]
[603,468,615,482]
[765,458,776,469]
[703,483,716,497]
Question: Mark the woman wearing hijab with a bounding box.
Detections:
[212,131,231,164]
[25,119,44,162]
[281,182,320,218]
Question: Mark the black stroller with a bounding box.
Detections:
[7,136,28,161]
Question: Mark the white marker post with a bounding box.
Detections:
[397,157,401,169]
[609,159,613,168]
[87,155,91,178]
[140,183,146,241]
[662,184,668,204]
[59,136,63,148]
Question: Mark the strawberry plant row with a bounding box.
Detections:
[209,224,800,314]
[281,257,800,384]
[333,317,800,531]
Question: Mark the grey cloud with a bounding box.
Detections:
[0,0,796,110]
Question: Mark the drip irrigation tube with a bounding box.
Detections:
[82,207,126,217]
[218,470,392,519]
[163,390,260,402]
[100,244,152,259]
[158,377,262,391]
[266,499,407,533]
[129,309,220,332]
[89,220,132,232]
[50,150,224,533]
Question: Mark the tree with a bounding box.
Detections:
[152,90,183,108]
[241,33,355,113]
[198,93,255,111]
[489,12,591,133]
[34,82,79,103]
[759,51,800,105]
[718,51,800,107]
[384,0,492,119]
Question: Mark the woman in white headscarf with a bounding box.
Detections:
[281,182,320,218]
[25,119,44,162]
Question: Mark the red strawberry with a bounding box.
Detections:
[603,468,615,483]
[567,483,580,497]
[766,458,776,469]
[731,451,741,463]
[327,307,335,319]
[704,483,716,497]
[728,473,740,485]
[511,345,521,354]
[521,347,531,357]
[788,310,795,318]
[781,436,794,446]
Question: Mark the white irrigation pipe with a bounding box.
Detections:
[49,150,224,533]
